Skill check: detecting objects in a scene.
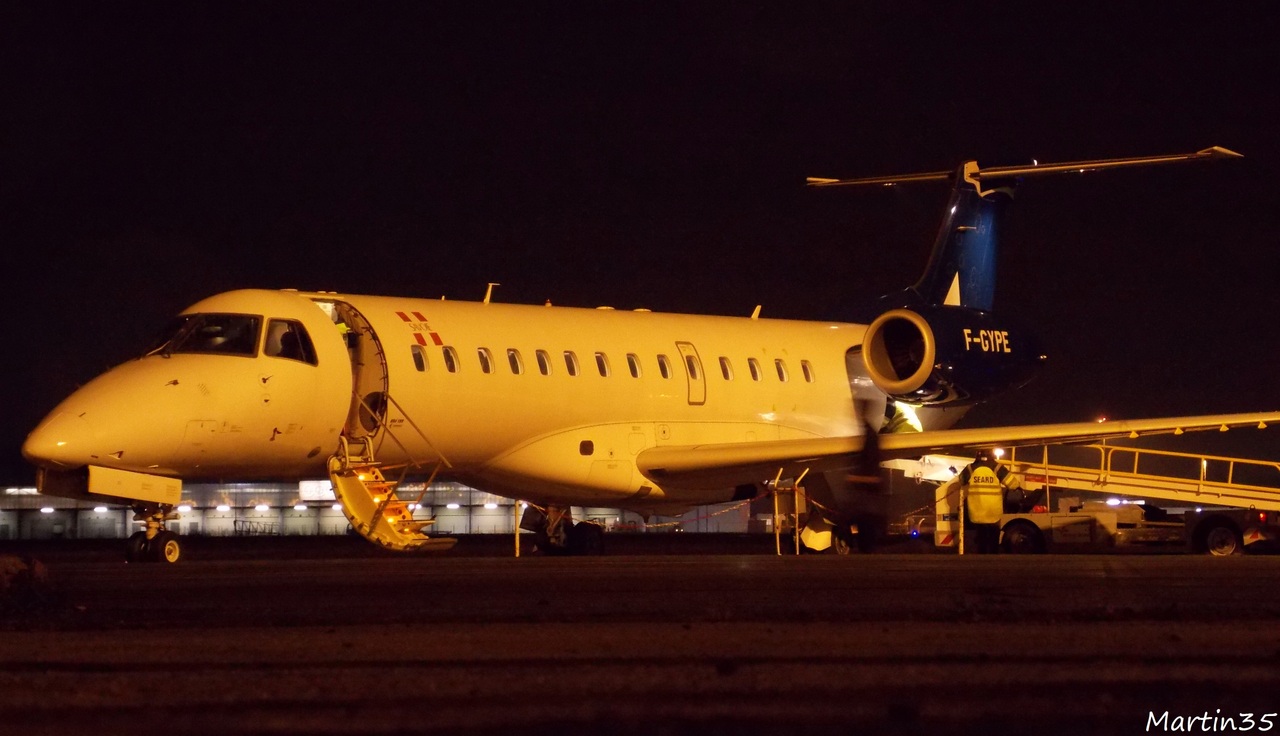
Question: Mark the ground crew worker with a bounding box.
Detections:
[959,450,1021,553]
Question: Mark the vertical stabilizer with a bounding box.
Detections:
[807,146,1241,314]
[903,162,1012,311]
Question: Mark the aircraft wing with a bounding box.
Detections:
[636,411,1280,490]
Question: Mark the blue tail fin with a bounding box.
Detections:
[899,162,1012,311]
[807,146,1240,314]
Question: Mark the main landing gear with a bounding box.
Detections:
[125,504,183,563]
[520,504,605,556]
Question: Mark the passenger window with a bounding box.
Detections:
[657,354,672,379]
[626,353,641,378]
[801,360,815,383]
[775,358,789,382]
[478,348,493,374]
[411,345,427,372]
[264,319,317,365]
[442,346,459,373]
[748,358,762,381]
[595,352,610,377]
[564,351,579,377]
[685,355,699,380]
[536,350,551,376]
[507,349,523,375]
[719,357,733,380]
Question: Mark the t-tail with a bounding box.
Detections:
[809,146,1241,407]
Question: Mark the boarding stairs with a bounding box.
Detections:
[327,400,457,552]
[1003,444,1280,512]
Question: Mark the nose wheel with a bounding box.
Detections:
[125,504,183,563]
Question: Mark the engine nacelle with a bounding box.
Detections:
[861,306,1045,406]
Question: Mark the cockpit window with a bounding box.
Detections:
[264,319,318,365]
[159,313,262,357]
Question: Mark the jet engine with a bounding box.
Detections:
[861,306,1045,405]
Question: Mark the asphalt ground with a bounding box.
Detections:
[1,535,1278,736]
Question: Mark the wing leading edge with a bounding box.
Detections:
[635,412,1280,491]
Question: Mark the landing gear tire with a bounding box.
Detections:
[150,530,182,563]
[125,531,149,563]
[1000,521,1046,554]
[126,503,183,563]
[568,522,605,555]
[1203,523,1242,557]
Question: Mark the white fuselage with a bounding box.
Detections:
[22,289,961,512]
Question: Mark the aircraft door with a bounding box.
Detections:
[321,300,389,440]
[675,341,706,406]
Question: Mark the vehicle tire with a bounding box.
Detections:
[829,533,854,555]
[1203,523,1242,557]
[150,530,182,563]
[125,531,149,563]
[1000,521,1045,554]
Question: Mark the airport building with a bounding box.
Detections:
[0,479,755,541]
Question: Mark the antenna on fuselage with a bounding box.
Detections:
[483,282,500,304]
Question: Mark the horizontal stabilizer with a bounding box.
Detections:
[807,146,1241,187]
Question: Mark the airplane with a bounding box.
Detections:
[22,145,1280,562]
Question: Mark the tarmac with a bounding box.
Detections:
[1,534,1278,735]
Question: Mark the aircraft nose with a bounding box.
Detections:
[22,412,96,469]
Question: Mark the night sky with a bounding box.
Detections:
[5,3,1280,484]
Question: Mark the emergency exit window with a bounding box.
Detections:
[685,355,699,380]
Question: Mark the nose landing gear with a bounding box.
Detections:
[125,504,183,563]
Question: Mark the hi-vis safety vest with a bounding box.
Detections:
[960,458,1018,525]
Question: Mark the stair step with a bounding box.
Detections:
[395,520,437,535]
[329,445,452,553]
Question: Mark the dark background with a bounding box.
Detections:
[4,2,1278,485]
